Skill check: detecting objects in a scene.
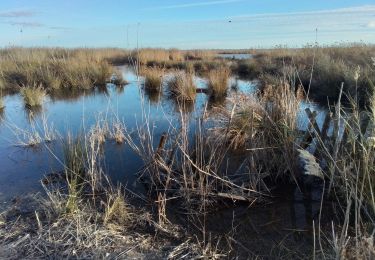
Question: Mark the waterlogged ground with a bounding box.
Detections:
[0,66,333,256]
[0,66,260,200]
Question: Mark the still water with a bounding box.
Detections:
[0,66,260,200]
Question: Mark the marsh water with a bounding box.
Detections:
[0,66,332,255]
[217,53,253,60]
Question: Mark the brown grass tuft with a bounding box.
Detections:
[168,71,196,102]
[207,67,230,99]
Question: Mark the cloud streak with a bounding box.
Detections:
[230,5,375,21]
[0,10,36,18]
[136,4,375,48]
[3,21,44,27]
[146,0,244,10]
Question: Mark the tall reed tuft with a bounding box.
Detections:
[63,135,86,213]
[20,84,46,107]
[142,67,164,91]
[207,67,230,99]
[168,71,196,102]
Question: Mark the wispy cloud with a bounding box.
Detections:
[231,5,375,20]
[49,26,71,30]
[136,4,375,48]
[0,10,36,18]
[5,21,44,27]
[146,0,244,10]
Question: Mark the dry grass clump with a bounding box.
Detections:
[168,71,196,102]
[20,84,46,107]
[209,94,263,149]
[141,67,164,91]
[262,82,303,130]
[209,79,303,178]
[63,136,86,212]
[207,67,231,99]
[110,120,126,144]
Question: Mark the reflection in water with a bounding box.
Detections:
[97,84,109,95]
[115,84,125,95]
[0,107,4,124]
[49,88,94,102]
[171,99,195,114]
[25,106,43,123]
[185,184,328,258]
[143,87,162,104]
[207,95,226,110]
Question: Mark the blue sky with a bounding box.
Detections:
[1,0,375,49]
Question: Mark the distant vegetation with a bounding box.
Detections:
[233,44,375,107]
[2,44,373,108]
[0,48,126,91]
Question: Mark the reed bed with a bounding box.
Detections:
[207,67,231,100]
[0,48,117,91]
[136,48,216,65]
[250,43,375,106]
[168,71,196,102]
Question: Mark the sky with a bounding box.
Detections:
[0,0,375,49]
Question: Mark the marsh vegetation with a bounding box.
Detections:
[0,45,375,259]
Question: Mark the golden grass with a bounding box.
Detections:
[207,67,231,99]
[141,67,164,91]
[20,85,46,107]
[136,48,215,65]
[0,48,117,90]
[168,71,196,102]
[252,43,375,105]
[210,94,263,149]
